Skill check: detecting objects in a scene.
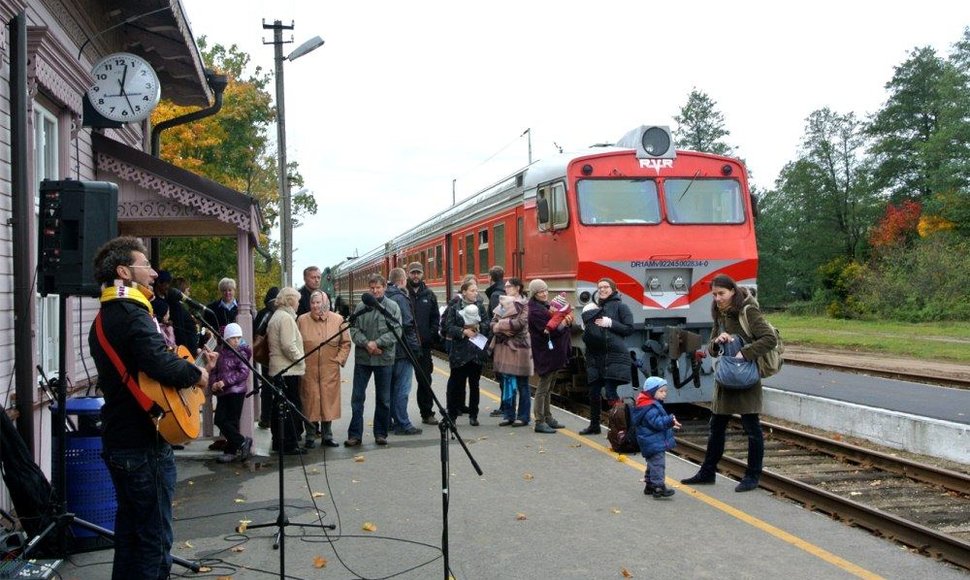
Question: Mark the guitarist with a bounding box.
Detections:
[87,236,213,580]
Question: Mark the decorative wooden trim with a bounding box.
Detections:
[26,25,91,116]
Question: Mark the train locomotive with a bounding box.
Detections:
[331,125,759,403]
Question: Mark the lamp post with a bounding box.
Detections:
[264,20,324,287]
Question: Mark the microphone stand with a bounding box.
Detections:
[227,311,347,580]
[367,300,483,580]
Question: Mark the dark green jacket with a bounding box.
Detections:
[709,291,777,415]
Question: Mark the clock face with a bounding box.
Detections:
[87,53,161,123]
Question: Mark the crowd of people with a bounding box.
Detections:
[88,235,770,577]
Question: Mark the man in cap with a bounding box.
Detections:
[406,261,440,425]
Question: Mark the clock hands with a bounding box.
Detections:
[117,63,139,118]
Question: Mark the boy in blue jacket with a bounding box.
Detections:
[632,376,682,499]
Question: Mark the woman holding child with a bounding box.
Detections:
[490,278,533,427]
[443,280,489,425]
[681,274,776,492]
[527,279,572,433]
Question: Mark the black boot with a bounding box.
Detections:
[579,421,601,435]
[653,485,675,499]
[643,481,656,495]
[681,470,716,485]
[579,404,601,435]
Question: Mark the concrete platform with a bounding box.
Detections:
[764,365,970,464]
[59,354,967,579]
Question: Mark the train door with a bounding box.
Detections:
[513,207,525,279]
[444,233,453,302]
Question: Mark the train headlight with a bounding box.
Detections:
[672,276,687,292]
[579,291,592,304]
[641,127,671,157]
[647,277,661,292]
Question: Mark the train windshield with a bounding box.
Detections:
[663,178,745,224]
[577,179,661,225]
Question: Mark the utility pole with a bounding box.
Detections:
[264,20,294,287]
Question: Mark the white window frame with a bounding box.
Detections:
[34,103,60,377]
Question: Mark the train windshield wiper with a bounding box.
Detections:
[678,170,701,202]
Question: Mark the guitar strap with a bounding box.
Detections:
[94,312,165,420]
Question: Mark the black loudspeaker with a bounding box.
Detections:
[38,180,118,297]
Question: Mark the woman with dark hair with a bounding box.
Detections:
[579,277,633,435]
[442,280,489,425]
[490,277,533,427]
[681,274,777,492]
[527,279,572,433]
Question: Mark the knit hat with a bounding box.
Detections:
[528,279,548,294]
[644,376,667,396]
[407,262,423,273]
[460,304,481,325]
[223,323,243,340]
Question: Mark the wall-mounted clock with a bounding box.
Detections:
[86,52,161,123]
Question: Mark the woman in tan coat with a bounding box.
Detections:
[267,286,306,454]
[297,290,350,448]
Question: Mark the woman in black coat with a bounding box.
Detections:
[579,277,633,434]
[681,274,777,492]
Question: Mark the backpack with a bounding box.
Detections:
[607,402,639,453]
[738,305,784,378]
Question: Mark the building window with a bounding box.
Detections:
[435,245,443,279]
[465,234,475,275]
[34,102,60,376]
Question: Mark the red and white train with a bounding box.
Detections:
[331,125,759,403]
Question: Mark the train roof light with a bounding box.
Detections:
[616,125,676,160]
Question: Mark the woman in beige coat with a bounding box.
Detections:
[267,286,306,454]
[297,291,350,448]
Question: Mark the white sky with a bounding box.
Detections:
[182,0,970,272]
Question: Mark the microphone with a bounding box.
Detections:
[345,305,372,325]
[360,292,395,320]
[170,288,212,314]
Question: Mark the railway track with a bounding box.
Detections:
[673,414,970,570]
[783,347,970,390]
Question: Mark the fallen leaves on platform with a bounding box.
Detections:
[234,498,245,503]
[515,513,528,520]
[230,546,245,553]
[236,520,251,532]
[616,454,627,462]
[313,491,327,498]
[569,443,582,448]
[610,507,621,514]
[522,472,534,481]
[314,556,328,568]
[621,567,633,577]
[179,541,194,549]
[353,455,366,462]
[362,522,377,532]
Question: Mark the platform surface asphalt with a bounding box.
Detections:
[59,352,968,579]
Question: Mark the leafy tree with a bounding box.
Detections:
[672,88,735,156]
[757,108,880,306]
[151,38,317,302]
[866,45,968,201]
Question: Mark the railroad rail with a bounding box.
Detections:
[674,415,970,570]
[783,346,970,390]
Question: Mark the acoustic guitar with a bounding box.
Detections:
[138,343,210,445]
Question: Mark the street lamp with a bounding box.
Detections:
[264,20,324,287]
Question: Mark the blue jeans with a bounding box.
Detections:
[103,445,176,580]
[502,375,532,423]
[390,358,416,431]
[349,364,393,440]
[645,451,667,488]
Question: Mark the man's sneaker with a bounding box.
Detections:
[488,409,503,417]
[652,486,676,499]
[421,415,439,425]
[216,453,236,464]
[395,426,423,435]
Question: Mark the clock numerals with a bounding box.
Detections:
[87,52,161,123]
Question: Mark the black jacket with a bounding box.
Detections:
[442,299,489,368]
[407,280,440,348]
[89,296,202,449]
[582,291,634,384]
[484,281,505,320]
[385,285,420,358]
[165,288,197,351]
[204,300,238,334]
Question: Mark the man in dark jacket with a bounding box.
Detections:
[297,265,322,315]
[386,268,423,435]
[406,262,440,425]
[88,236,212,580]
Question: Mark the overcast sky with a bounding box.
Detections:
[182,0,970,274]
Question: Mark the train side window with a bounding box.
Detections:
[478,229,489,274]
[537,188,551,229]
[436,244,443,279]
[493,223,506,269]
[465,233,475,275]
[551,182,568,229]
